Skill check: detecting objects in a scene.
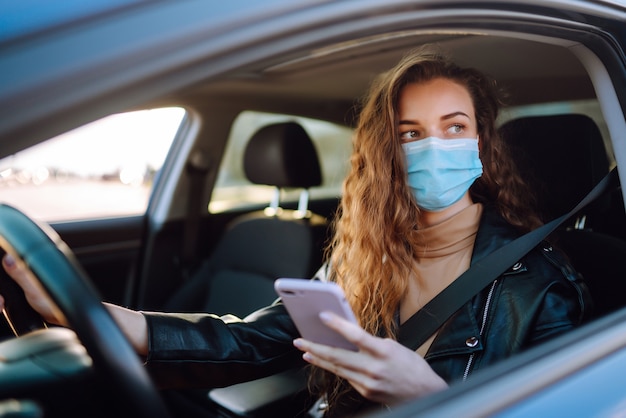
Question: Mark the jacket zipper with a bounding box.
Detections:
[462,279,497,381]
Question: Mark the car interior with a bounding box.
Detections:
[135,34,615,307]
[131,33,626,417]
[2,6,626,417]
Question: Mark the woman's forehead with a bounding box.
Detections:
[398,78,475,121]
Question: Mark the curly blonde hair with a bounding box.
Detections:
[312,46,542,415]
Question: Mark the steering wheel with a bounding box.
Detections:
[0,204,170,418]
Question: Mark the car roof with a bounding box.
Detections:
[1,1,625,151]
[0,0,143,44]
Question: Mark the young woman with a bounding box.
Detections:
[0,47,590,417]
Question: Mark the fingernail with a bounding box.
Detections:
[3,254,15,268]
[293,339,303,348]
[303,352,312,362]
[319,311,332,323]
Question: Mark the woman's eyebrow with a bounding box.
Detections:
[442,111,471,120]
[399,111,471,125]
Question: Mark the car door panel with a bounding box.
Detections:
[51,216,146,305]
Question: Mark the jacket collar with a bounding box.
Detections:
[470,204,521,266]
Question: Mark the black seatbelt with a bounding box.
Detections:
[180,150,211,280]
[398,168,619,350]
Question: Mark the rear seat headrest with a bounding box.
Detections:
[244,122,322,188]
[499,114,610,221]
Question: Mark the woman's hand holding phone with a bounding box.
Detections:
[276,278,448,405]
[274,278,358,351]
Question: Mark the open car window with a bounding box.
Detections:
[0,107,185,222]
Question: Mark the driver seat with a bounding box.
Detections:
[499,113,626,318]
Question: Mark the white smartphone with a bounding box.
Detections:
[274,278,358,351]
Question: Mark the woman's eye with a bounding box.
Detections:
[400,130,419,141]
[447,124,464,135]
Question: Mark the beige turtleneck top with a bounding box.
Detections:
[400,203,483,356]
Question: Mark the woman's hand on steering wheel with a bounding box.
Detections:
[1,253,66,326]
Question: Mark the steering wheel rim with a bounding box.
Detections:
[0,204,170,418]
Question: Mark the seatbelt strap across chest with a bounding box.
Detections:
[398,168,618,351]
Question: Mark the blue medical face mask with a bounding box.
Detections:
[402,136,483,212]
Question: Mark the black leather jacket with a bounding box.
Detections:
[143,206,591,395]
